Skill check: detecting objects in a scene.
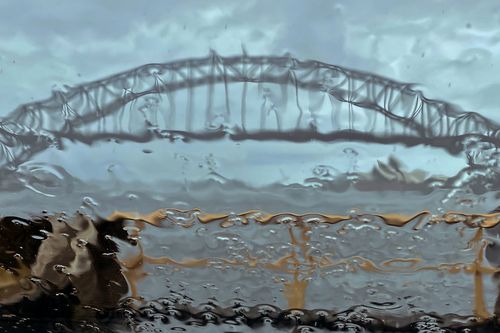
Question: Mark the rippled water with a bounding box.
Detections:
[0,53,499,332]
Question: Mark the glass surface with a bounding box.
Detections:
[0,1,499,332]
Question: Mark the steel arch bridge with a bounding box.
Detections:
[0,51,499,169]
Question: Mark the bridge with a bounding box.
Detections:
[0,51,499,169]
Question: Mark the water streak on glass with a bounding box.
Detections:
[0,53,499,332]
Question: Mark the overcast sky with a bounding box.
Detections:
[1,0,500,121]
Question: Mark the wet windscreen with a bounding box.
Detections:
[0,1,500,332]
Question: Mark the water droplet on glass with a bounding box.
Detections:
[82,196,99,207]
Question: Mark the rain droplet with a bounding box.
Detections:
[82,196,99,207]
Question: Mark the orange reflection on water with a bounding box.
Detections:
[109,209,500,320]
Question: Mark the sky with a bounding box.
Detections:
[1,0,500,121]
